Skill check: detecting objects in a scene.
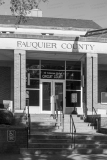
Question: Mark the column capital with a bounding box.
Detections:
[14,49,26,55]
[86,53,98,58]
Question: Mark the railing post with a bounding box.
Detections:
[96,118,99,132]
[70,114,76,149]
[70,114,71,133]
[72,122,73,141]
[27,126,29,148]
[60,106,62,126]
[56,99,58,126]
[74,130,76,149]
[62,113,64,132]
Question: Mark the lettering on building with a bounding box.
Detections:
[41,71,65,79]
[17,40,95,51]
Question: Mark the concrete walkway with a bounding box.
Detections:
[0,153,107,160]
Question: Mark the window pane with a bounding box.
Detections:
[66,91,81,107]
[42,82,51,111]
[26,80,39,89]
[26,60,40,69]
[55,82,63,111]
[26,70,39,78]
[26,90,39,106]
[66,71,81,80]
[66,81,81,90]
[66,61,81,70]
[41,60,65,70]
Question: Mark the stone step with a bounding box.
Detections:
[28,143,72,148]
[29,138,107,144]
[29,133,71,139]
[28,142,107,149]
[30,129,96,134]
[29,139,72,143]
[29,133,107,140]
[20,148,73,156]
[75,134,107,140]
[30,128,60,133]
[20,147,107,155]
[31,122,56,126]
[28,114,107,155]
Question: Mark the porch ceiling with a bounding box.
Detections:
[26,51,86,61]
[0,49,14,61]
[98,54,107,65]
[0,49,107,65]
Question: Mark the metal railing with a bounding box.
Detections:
[54,100,65,132]
[92,107,100,131]
[70,114,76,149]
[26,99,31,135]
[26,99,31,147]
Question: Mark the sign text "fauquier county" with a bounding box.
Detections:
[17,41,94,51]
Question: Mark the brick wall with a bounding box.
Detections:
[0,67,11,104]
[100,117,107,128]
[0,126,27,153]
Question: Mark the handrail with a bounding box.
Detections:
[28,113,31,137]
[70,114,76,149]
[93,107,97,115]
[54,100,64,132]
[62,113,64,132]
[92,106,99,131]
[55,99,58,126]
[26,99,31,144]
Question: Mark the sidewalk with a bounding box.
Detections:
[0,153,107,160]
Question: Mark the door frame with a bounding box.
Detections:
[40,79,53,114]
[40,79,65,114]
[53,80,65,114]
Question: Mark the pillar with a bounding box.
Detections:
[86,53,98,115]
[14,50,26,111]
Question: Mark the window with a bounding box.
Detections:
[41,60,65,79]
[66,61,81,107]
[41,60,65,70]
[26,60,40,106]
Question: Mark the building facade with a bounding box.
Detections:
[0,15,107,116]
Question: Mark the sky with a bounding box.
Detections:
[1,0,107,28]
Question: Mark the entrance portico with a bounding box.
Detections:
[0,34,107,116]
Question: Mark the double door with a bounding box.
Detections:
[40,80,65,114]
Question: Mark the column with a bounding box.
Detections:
[14,50,26,111]
[86,53,98,115]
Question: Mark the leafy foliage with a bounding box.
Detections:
[0,0,48,23]
[0,110,14,125]
[10,0,48,23]
[0,0,4,5]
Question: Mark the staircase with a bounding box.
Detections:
[20,114,107,156]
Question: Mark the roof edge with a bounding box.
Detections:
[0,33,107,43]
[0,24,95,32]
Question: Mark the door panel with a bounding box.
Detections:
[54,80,65,113]
[41,80,52,114]
[55,82,63,111]
[26,90,39,106]
[42,82,51,111]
